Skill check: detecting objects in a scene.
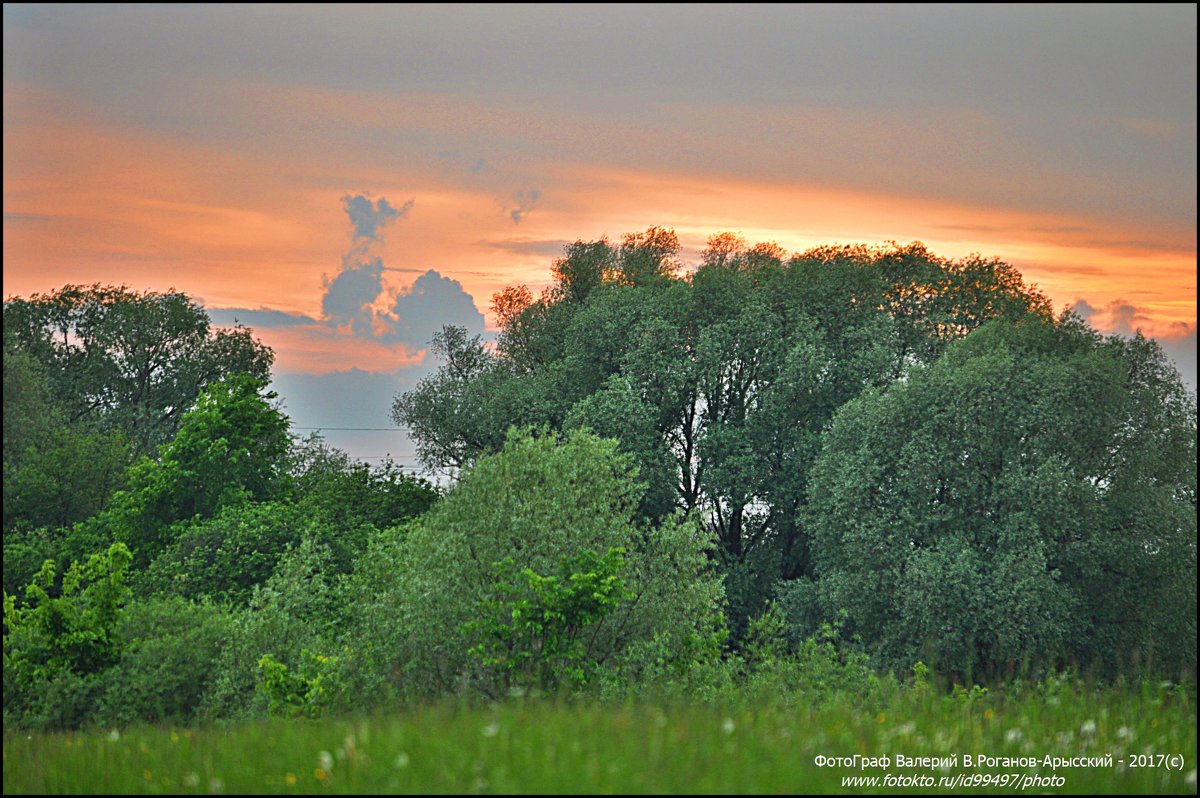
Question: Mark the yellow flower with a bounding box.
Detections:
[143,770,153,781]
[285,772,297,785]
[984,708,994,720]
[314,768,327,782]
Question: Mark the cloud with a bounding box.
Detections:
[1106,300,1151,337]
[1070,297,1196,394]
[320,193,415,336]
[509,188,541,224]
[1068,298,1099,323]
[1156,324,1197,395]
[1070,298,1152,336]
[484,237,571,257]
[322,256,385,336]
[381,269,486,349]
[208,307,318,328]
[316,195,486,350]
[342,193,412,241]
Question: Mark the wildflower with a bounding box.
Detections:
[285,773,297,785]
[1116,726,1134,741]
[208,777,224,793]
[394,752,411,769]
[314,768,328,782]
[722,718,735,735]
[143,770,152,781]
[1184,770,1196,789]
[170,731,180,743]
[482,722,500,738]
[317,750,334,771]
[1081,720,1097,736]
[1005,729,1022,744]
[106,729,120,742]
[983,708,994,720]
[183,773,200,787]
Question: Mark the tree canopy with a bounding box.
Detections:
[802,314,1197,678]
[392,232,1058,635]
[4,284,273,457]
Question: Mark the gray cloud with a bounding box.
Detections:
[381,269,486,349]
[320,193,415,335]
[208,307,318,328]
[1106,300,1151,337]
[1068,298,1099,323]
[322,256,385,336]
[342,194,412,242]
[484,237,572,257]
[1157,325,1197,395]
[509,188,541,225]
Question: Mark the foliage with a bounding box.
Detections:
[3,330,132,539]
[201,537,343,721]
[93,597,233,727]
[291,435,439,539]
[3,543,133,728]
[102,373,294,568]
[393,233,1054,637]
[805,315,1197,680]
[463,547,634,694]
[347,427,726,700]
[3,284,273,456]
[257,650,343,718]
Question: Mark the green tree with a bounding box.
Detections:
[347,427,725,700]
[3,284,272,456]
[392,231,1055,638]
[100,374,293,569]
[3,543,133,727]
[804,315,1197,679]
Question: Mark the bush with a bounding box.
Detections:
[94,597,233,727]
[346,427,726,700]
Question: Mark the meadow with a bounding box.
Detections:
[5,678,1196,794]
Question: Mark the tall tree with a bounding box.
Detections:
[4,284,273,456]
[804,314,1197,679]
[392,230,1057,635]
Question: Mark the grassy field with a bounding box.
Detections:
[4,682,1196,794]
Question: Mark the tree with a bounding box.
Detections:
[346,427,725,700]
[392,231,1056,637]
[804,315,1197,680]
[100,374,293,569]
[3,543,133,727]
[3,284,273,456]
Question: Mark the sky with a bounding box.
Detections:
[4,4,1196,467]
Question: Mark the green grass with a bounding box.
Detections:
[4,683,1196,794]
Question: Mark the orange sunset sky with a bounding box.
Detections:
[4,5,1195,463]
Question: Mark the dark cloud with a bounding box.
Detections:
[381,269,486,349]
[1068,298,1099,322]
[208,307,318,328]
[484,237,571,257]
[509,188,541,225]
[3,212,55,223]
[322,256,385,336]
[342,194,412,242]
[321,193,415,336]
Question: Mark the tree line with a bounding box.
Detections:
[3,231,1195,730]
